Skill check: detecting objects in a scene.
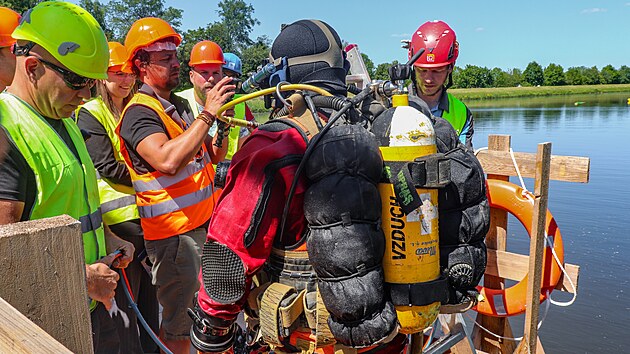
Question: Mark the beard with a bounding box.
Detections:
[165,75,180,91]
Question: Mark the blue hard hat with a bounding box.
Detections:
[223,52,242,76]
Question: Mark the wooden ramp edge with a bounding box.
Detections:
[0,297,72,353]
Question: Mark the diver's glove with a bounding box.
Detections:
[188,293,238,353]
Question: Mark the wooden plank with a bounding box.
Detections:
[0,297,72,353]
[522,143,552,354]
[472,313,516,354]
[485,249,580,293]
[0,215,94,354]
[477,135,515,354]
[476,150,590,183]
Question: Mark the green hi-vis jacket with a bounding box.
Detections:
[1,93,107,311]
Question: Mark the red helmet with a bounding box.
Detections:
[408,20,459,68]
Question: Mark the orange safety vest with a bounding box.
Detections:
[116,92,217,240]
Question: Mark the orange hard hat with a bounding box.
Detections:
[124,17,181,58]
[189,40,224,67]
[0,7,21,47]
[107,41,132,73]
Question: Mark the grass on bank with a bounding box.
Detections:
[449,83,630,100]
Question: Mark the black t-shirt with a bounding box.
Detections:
[119,87,194,175]
[0,118,81,221]
[76,107,132,186]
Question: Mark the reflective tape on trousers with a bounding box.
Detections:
[79,208,103,233]
[132,153,211,192]
[137,184,215,218]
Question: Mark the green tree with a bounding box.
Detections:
[599,64,620,84]
[106,0,183,42]
[618,65,630,84]
[565,67,584,85]
[373,61,398,81]
[361,53,375,78]
[0,0,40,13]
[491,67,512,87]
[454,65,493,88]
[507,68,522,87]
[240,36,271,77]
[582,66,600,85]
[79,0,114,40]
[523,61,544,86]
[543,63,565,86]
[217,0,259,53]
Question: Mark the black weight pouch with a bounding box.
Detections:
[304,124,397,348]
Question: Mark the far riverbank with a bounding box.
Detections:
[450,83,630,100]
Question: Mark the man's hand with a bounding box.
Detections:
[86,263,119,310]
[204,76,236,117]
[104,225,135,268]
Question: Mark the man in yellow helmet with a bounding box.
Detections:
[0,2,134,353]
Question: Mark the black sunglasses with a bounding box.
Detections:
[34,56,95,90]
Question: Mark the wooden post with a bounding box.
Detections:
[473,135,516,354]
[0,297,72,353]
[515,143,552,354]
[0,215,94,354]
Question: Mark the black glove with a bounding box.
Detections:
[188,294,238,353]
[388,63,413,82]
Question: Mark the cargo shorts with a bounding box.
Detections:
[145,227,206,340]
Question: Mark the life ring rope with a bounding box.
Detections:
[476,146,577,306]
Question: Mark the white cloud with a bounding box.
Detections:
[475,27,485,32]
[626,2,630,6]
[390,33,411,38]
[581,8,607,14]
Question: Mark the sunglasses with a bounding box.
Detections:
[34,56,95,90]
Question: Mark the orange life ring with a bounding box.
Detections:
[473,179,564,317]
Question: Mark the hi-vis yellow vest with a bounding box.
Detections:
[176,87,243,160]
[0,93,107,263]
[77,98,139,225]
[117,92,217,240]
[441,93,467,137]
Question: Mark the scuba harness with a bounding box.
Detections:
[202,47,469,353]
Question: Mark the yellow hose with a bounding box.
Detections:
[215,84,332,128]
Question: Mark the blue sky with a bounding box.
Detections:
[114,1,630,70]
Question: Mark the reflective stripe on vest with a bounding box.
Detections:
[0,93,107,265]
[138,183,215,218]
[132,151,212,192]
[440,93,467,136]
[78,98,139,225]
[117,92,216,240]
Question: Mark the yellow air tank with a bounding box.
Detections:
[373,99,442,334]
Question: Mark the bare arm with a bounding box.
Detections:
[0,200,24,224]
[136,76,235,175]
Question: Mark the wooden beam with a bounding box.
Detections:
[0,215,94,354]
[478,135,514,354]
[476,150,590,183]
[485,249,580,293]
[522,142,552,354]
[0,297,72,353]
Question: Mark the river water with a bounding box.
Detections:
[469,92,630,353]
